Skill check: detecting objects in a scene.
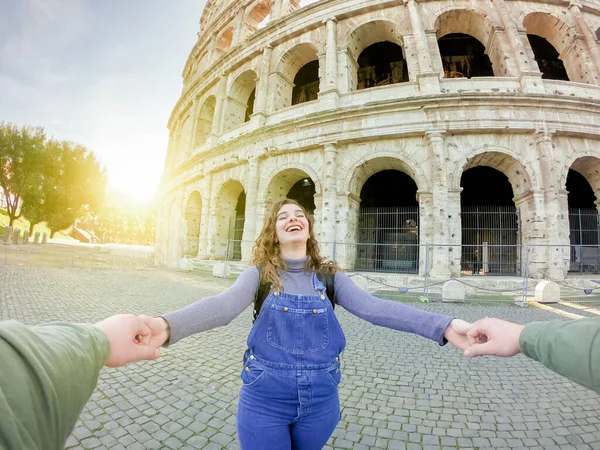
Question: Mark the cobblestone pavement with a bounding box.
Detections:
[2,264,600,450]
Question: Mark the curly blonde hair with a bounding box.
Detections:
[250,198,338,290]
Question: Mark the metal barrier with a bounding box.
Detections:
[214,240,600,305]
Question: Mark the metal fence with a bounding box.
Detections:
[461,206,520,276]
[218,239,600,305]
[228,215,245,261]
[356,206,419,273]
[568,208,600,274]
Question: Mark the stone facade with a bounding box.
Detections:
[156,0,600,280]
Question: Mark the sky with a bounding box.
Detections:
[0,0,207,201]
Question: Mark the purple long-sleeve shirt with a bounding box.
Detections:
[162,257,453,346]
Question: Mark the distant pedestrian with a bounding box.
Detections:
[472,248,481,275]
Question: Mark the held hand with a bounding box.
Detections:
[95,314,161,368]
[464,317,525,358]
[443,319,472,351]
[143,316,170,348]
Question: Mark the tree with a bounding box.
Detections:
[20,140,107,237]
[0,123,46,226]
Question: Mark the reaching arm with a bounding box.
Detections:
[520,318,600,394]
[0,321,110,450]
[0,315,160,450]
[159,266,260,345]
[333,272,454,345]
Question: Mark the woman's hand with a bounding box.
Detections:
[443,319,472,350]
[139,315,171,348]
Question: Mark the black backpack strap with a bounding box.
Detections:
[316,271,336,309]
[253,264,272,322]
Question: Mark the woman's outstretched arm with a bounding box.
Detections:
[154,266,260,345]
[334,271,459,346]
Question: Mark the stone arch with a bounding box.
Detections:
[194,95,216,146]
[561,154,600,198]
[261,164,322,201]
[456,150,534,276]
[183,191,202,257]
[215,26,234,59]
[451,148,535,197]
[562,155,600,272]
[346,20,404,63]
[344,20,407,90]
[346,154,429,198]
[434,8,503,77]
[345,156,424,274]
[244,0,271,38]
[212,179,246,259]
[523,12,592,84]
[258,164,322,220]
[273,42,320,110]
[223,70,258,131]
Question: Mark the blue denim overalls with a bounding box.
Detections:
[236,273,347,450]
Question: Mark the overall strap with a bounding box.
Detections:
[253,266,336,322]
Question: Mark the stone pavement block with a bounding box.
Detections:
[186,435,209,449]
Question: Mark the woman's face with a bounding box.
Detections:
[275,203,310,247]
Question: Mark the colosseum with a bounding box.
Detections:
[155,0,600,282]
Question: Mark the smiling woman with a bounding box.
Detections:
[147,198,472,450]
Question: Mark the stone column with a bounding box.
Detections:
[208,34,219,64]
[404,0,440,92]
[494,0,535,74]
[271,0,283,21]
[535,130,570,278]
[209,74,228,140]
[447,188,463,277]
[163,130,176,175]
[492,0,545,92]
[197,172,213,259]
[165,191,185,267]
[188,98,200,157]
[232,9,245,46]
[319,18,340,109]
[425,131,451,278]
[242,157,261,262]
[252,46,273,126]
[515,189,547,279]
[320,143,338,258]
[569,1,600,85]
[336,193,361,270]
[416,191,433,277]
[255,200,268,241]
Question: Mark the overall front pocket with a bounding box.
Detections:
[267,305,329,354]
[240,364,267,387]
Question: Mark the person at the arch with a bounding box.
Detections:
[148,198,472,450]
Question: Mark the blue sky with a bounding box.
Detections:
[0,0,207,201]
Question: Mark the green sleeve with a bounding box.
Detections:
[520,318,600,394]
[0,321,110,450]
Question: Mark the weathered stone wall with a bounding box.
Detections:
[156,0,600,279]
